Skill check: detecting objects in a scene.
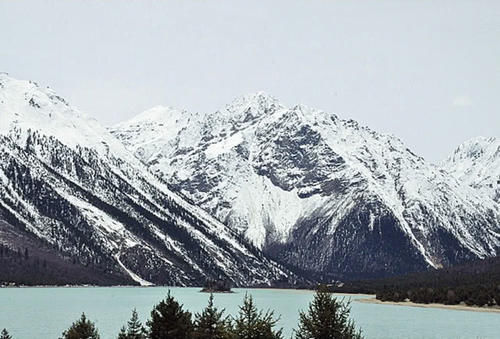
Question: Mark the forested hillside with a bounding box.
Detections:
[0,215,134,286]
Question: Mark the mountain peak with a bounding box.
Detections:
[0,74,131,158]
[449,136,499,163]
[0,74,79,134]
[444,136,500,202]
[232,91,278,104]
[0,74,294,287]
[116,105,193,128]
[223,91,284,121]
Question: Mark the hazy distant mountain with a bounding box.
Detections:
[0,74,294,286]
[444,137,500,203]
[112,93,500,279]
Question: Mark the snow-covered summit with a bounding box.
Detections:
[0,75,296,286]
[224,91,284,120]
[121,105,187,126]
[444,136,500,202]
[113,94,500,278]
[1,74,93,143]
[447,136,499,163]
[0,74,135,161]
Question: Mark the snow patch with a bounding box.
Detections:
[205,132,244,158]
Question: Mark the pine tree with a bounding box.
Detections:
[60,313,100,339]
[193,294,234,339]
[233,293,282,339]
[295,286,363,339]
[117,309,147,339]
[117,327,128,339]
[146,291,193,339]
[0,329,12,339]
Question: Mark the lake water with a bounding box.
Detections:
[0,287,498,339]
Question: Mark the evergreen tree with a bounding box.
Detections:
[0,329,12,339]
[117,327,128,339]
[193,294,234,339]
[233,293,282,339]
[295,286,363,339]
[147,291,193,339]
[117,309,147,339]
[60,313,100,339]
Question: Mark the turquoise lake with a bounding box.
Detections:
[0,287,498,339]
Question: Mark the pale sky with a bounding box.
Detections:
[1,0,499,162]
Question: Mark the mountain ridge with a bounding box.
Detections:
[444,136,500,203]
[0,74,296,286]
[112,93,500,279]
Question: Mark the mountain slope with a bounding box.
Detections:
[0,214,132,286]
[112,93,500,279]
[444,137,500,203]
[0,74,294,286]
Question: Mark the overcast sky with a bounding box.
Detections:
[1,0,498,162]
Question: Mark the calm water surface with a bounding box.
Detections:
[0,287,498,339]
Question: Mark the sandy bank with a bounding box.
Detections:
[356,297,500,314]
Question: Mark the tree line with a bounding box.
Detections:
[0,241,128,286]
[334,256,500,307]
[376,283,500,306]
[0,287,364,339]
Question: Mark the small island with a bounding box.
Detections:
[200,279,233,293]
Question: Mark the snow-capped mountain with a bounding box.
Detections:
[0,74,294,286]
[112,92,500,279]
[444,137,500,203]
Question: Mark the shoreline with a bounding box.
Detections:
[3,284,499,315]
[356,296,500,314]
[0,285,318,290]
[0,285,367,297]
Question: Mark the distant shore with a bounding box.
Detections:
[356,296,500,314]
[0,285,315,291]
[4,284,499,314]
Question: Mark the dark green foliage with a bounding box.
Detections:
[60,313,100,339]
[193,294,234,339]
[295,286,363,339]
[201,279,231,293]
[337,256,500,307]
[0,217,132,286]
[233,293,282,339]
[117,309,147,339]
[0,329,12,339]
[117,327,128,339]
[374,281,500,307]
[147,291,193,339]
